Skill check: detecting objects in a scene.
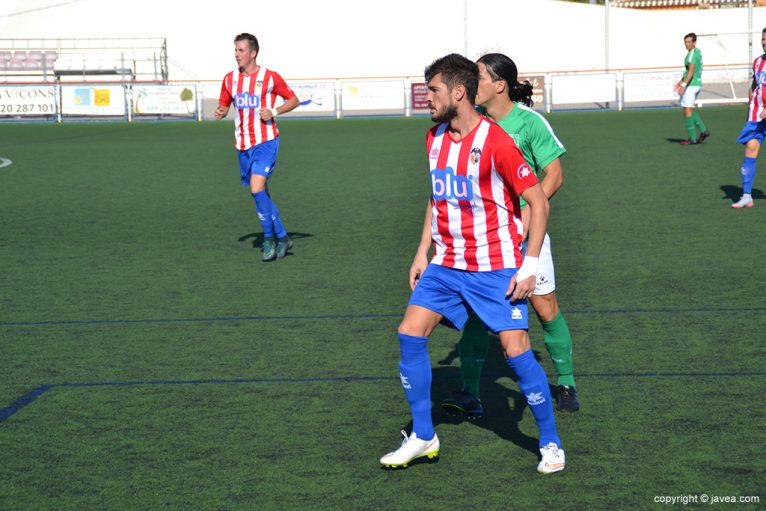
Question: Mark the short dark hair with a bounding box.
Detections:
[424,53,479,105]
[234,33,259,53]
[684,32,697,42]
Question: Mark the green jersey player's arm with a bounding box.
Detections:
[521,157,562,239]
[529,117,567,200]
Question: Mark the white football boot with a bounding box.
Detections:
[732,194,754,209]
[380,430,440,468]
[537,442,566,474]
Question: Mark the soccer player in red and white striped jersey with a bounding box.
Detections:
[732,28,766,209]
[380,54,565,474]
[214,33,299,260]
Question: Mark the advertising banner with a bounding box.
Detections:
[133,85,196,115]
[411,82,429,110]
[342,80,404,111]
[61,85,125,116]
[623,71,678,102]
[552,74,616,105]
[290,81,336,113]
[0,86,56,116]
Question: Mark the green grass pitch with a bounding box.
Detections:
[0,107,764,510]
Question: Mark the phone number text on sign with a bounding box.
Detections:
[0,86,56,116]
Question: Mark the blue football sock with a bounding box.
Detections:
[252,191,274,239]
[398,333,434,441]
[269,198,288,239]
[741,157,757,195]
[506,349,561,448]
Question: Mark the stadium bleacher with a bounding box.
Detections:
[0,50,58,72]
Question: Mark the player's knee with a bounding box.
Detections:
[499,331,531,358]
[397,323,424,338]
[531,295,558,323]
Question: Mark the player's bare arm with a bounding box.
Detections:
[409,203,433,290]
[214,104,230,120]
[508,183,549,300]
[540,158,563,200]
[260,95,300,121]
[520,157,563,239]
[675,63,695,93]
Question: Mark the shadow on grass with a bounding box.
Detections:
[394,337,549,459]
[238,231,314,255]
[720,185,764,202]
[666,137,702,144]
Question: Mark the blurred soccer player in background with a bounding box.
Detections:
[441,53,579,420]
[214,33,300,261]
[380,53,565,474]
[674,33,710,146]
[731,28,766,209]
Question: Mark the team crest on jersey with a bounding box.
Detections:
[469,147,482,164]
[517,163,532,180]
[431,167,473,201]
[256,81,263,87]
[429,147,440,160]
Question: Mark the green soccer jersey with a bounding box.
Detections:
[684,47,703,86]
[495,103,566,207]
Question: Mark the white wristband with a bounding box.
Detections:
[515,256,539,282]
[268,107,278,118]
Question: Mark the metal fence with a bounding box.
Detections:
[0,64,751,123]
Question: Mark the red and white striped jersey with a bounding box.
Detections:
[219,66,296,151]
[748,54,766,122]
[427,118,539,272]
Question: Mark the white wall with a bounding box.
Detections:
[2,0,766,80]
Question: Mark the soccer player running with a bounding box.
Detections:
[731,28,766,209]
[380,53,565,474]
[441,53,579,419]
[674,32,710,146]
[214,33,300,261]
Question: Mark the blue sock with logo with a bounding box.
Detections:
[398,333,434,441]
[252,191,274,239]
[268,198,288,239]
[506,349,560,448]
[742,156,757,194]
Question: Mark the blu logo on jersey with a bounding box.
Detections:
[234,93,261,109]
[431,167,473,201]
[757,71,766,86]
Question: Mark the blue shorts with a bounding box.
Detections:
[408,264,529,333]
[737,121,766,145]
[237,138,280,186]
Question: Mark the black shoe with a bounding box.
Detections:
[556,385,580,413]
[698,130,710,143]
[441,389,483,419]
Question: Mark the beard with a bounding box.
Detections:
[431,103,458,123]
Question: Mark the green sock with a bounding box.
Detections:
[458,314,489,397]
[684,116,697,140]
[541,312,576,388]
[692,111,707,133]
